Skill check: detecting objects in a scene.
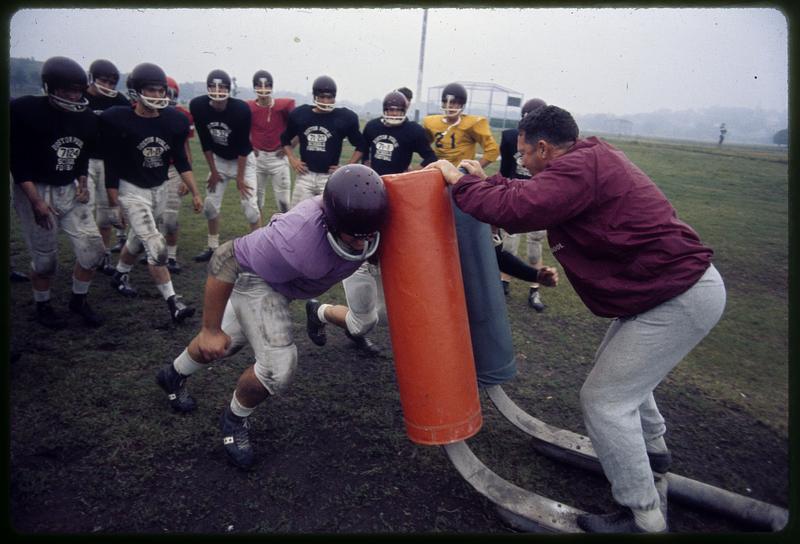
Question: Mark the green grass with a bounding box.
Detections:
[7,128,789,532]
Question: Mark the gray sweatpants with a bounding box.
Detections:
[580,264,726,512]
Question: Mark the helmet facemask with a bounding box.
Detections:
[326,231,381,262]
[207,79,230,102]
[135,85,170,110]
[314,93,336,112]
[441,95,463,118]
[92,76,119,98]
[45,83,89,112]
[254,77,273,99]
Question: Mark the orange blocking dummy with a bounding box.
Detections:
[379,169,482,445]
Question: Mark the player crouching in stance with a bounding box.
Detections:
[100,62,203,323]
[155,164,388,469]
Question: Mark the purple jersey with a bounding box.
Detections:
[233,196,362,299]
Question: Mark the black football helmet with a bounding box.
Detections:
[382,91,409,126]
[88,59,120,98]
[312,75,337,111]
[41,56,89,112]
[522,98,547,118]
[252,70,273,97]
[322,164,388,261]
[441,82,467,117]
[127,62,169,109]
[207,69,231,101]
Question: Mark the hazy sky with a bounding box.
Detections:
[8,7,788,116]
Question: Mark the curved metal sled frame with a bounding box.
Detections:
[443,440,585,533]
[484,384,789,532]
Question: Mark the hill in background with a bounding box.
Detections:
[9,57,787,146]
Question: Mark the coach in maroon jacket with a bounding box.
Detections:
[427,105,726,533]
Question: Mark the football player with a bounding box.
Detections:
[280,75,365,208]
[304,90,437,355]
[85,59,132,273]
[422,82,499,167]
[10,56,106,328]
[190,69,260,263]
[497,98,552,312]
[155,164,388,470]
[157,76,195,274]
[100,62,203,323]
[248,70,295,214]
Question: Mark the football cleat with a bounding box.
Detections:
[166,294,195,323]
[648,450,672,474]
[68,295,104,327]
[156,363,197,413]
[528,288,545,312]
[577,509,667,534]
[345,330,382,357]
[110,236,127,253]
[97,252,115,276]
[193,247,215,262]
[10,270,30,282]
[220,407,255,469]
[35,301,67,330]
[167,258,182,274]
[305,299,327,346]
[111,271,138,297]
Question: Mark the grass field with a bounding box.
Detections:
[6,125,789,533]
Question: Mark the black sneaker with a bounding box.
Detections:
[166,295,195,323]
[305,299,327,346]
[167,258,182,274]
[110,236,127,253]
[528,288,546,312]
[35,301,67,330]
[97,252,115,276]
[10,270,30,282]
[501,280,510,296]
[193,247,215,262]
[156,364,197,413]
[577,509,667,534]
[139,255,148,265]
[220,407,255,469]
[345,330,382,357]
[111,271,138,297]
[68,295,104,327]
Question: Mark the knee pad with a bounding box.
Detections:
[345,308,379,337]
[242,199,261,225]
[203,197,219,220]
[96,207,116,229]
[143,234,168,266]
[125,233,144,256]
[32,252,58,277]
[76,235,107,270]
[253,344,298,395]
[162,210,179,235]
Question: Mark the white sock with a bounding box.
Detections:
[208,234,219,249]
[173,348,204,376]
[116,261,133,274]
[230,391,255,418]
[156,281,176,300]
[646,436,669,454]
[317,303,331,323]
[167,245,178,259]
[632,507,666,532]
[72,276,91,295]
[33,289,51,302]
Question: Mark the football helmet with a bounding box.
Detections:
[206,69,231,101]
[88,59,120,98]
[381,91,408,126]
[41,56,89,112]
[252,70,273,98]
[127,62,169,109]
[166,77,179,106]
[312,75,337,112]
[522,98,547,118]
[322,164,388,261]
[441,82,467,117]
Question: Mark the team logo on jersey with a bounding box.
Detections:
[373,135,399,162]
[208,121,232,147]
[137,136,171,169]
[304,125,332,152]
[51,136,85,172]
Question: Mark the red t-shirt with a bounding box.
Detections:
[248,97,295,151]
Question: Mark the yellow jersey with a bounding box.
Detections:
[422,114,500,166]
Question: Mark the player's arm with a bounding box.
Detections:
[474,118,500,167]
[346,113,366,165]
